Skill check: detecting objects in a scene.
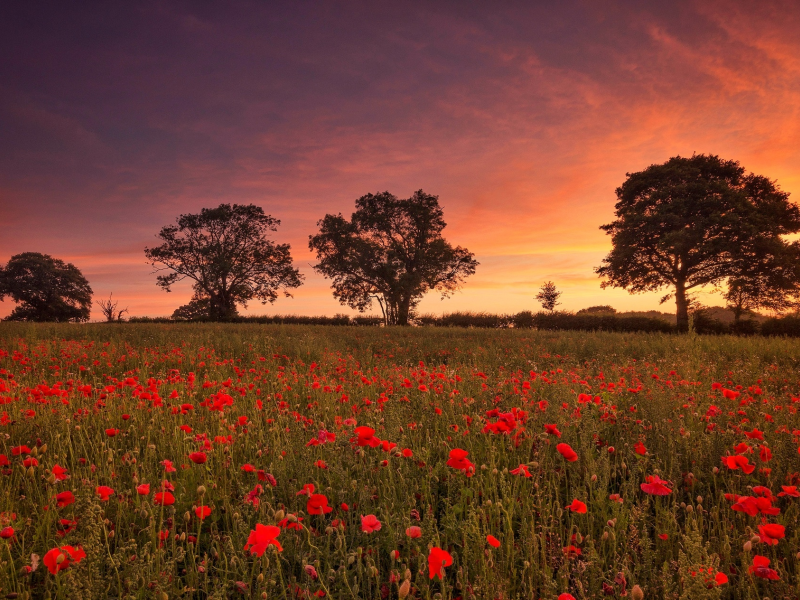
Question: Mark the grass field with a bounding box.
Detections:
[1,323,799,599]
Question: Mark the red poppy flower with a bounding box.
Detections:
[402,448,413,458]
[759,446,772,462]
[640,475,672,495]
[154,492,175,506]
[0,526,14,539]
[544,424,561,438]
[427,546,452,579]
[43,545,86,575]
[749,555,779,580]
[566,499,587,514]
[634,441,647,455]
[56,491,75,508]
[307,494,332,515]
[12,446,31,456]
[105,428,119,437]
[510,464,532,477]
[757,523,785,546]
[556,443,578,462]
[778,486,800,498]
[195,505,212,520]
[95,486,114,501]
[137,483,150,495]
[51,464,69,481]
[722,455,755,474]
[244,523,283,556]
[446,448,475,476]
[406,525,422,538]
[486,535,501,548]
[361,514,381,533]
[188,452,207,464]
[241,463,255,472]
[558,595,576,600]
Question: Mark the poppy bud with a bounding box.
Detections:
[31,446,39,457]
[40,444,47,454]
[404,569,411,580]
[696,496,703,504]
[575,532,582,544]
[712,467,719,474]
[685,505,693,513]
[591,474,597,482]
[750,535,760,544]
[197,485,206,497]
[56,553,66,565]
[257,573,264,584]
[743,541,752,552]
[108,530,115,539]
[184,512,191,522]
[274,509,285,521]
[26,466,35,479]
[398,580,411,598]
[631,584,644,600]
[602,531,609,540]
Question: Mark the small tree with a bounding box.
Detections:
[95,293,128,322]
[171,294,215,321]
[596,154,800,332]
[309,190,478,326]
[0,252,92,322]
[535,281,561,312]
[144,204,303,321]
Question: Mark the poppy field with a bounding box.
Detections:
[1,323,799,600]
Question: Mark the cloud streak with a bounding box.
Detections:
[1,0,798,319]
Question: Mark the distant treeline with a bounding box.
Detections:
[126,310,800,336]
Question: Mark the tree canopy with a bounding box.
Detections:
[0,252,93,322]
[596,154,800,332]
[309,190,478,326]
[144,204,303,321]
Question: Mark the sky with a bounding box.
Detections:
[1,1,799,320]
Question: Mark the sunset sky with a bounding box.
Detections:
[2,1,799,320]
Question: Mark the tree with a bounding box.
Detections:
[0,252,92,322]
[596,154,800,332]
[144,204,303,321]
[309,190,478,326]
[95,293,128,322]
[723,241,800,323]
[535,281,562,312]
[171,293,216,321]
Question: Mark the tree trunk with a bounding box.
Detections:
[675,282,689,333]
[396,295,413,326]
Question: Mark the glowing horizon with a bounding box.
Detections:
[1,2,799,320]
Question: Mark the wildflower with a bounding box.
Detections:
[51,464,69,481]
[244,524,282,556]
[634,441,647,455]
[427,546,453,579]
[544,424,561,437]
[195,506,212,520]
[566,499,587,514]
[446,448,475,476]
[749,555,779,580]
[56,491,75,508]
[406,526,422,538]
[154,492,175,506]
[556,443,578,462]
[757,524,785,546]
[188,452,207,464]
[0,526,14,539]
[307,494,332,515]
[136,484,150,495]
[105,428,119,437]
[722,455,755,474]
[640,475,672,495]
[43,545,86,575]
[361,514,381,533]
[510,464,532,477]
[486,535,500,548]
[778,486,799,498]
[95,486,114,501]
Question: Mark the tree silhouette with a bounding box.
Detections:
[0,252,92,322]
[145,204,303,321]
[596,154,800,332]
[535,281,561,312]
[309,190,477,326]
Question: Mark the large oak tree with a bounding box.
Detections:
[0,252,93,322]
[596,154,800,332]
[145,204,303,320]
[309,190,478,326]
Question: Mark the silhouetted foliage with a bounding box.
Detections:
[0,252,92,322]
[597,154,800,332]
[576,305,617,315]
[309,190,478,326]
[535,281,562,312]
[145,204,303,321]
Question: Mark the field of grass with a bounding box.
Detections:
[1,323,799,599]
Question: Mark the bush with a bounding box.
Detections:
[528,311,675,333]
[761,315,800,337]
[417,312,511,328]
